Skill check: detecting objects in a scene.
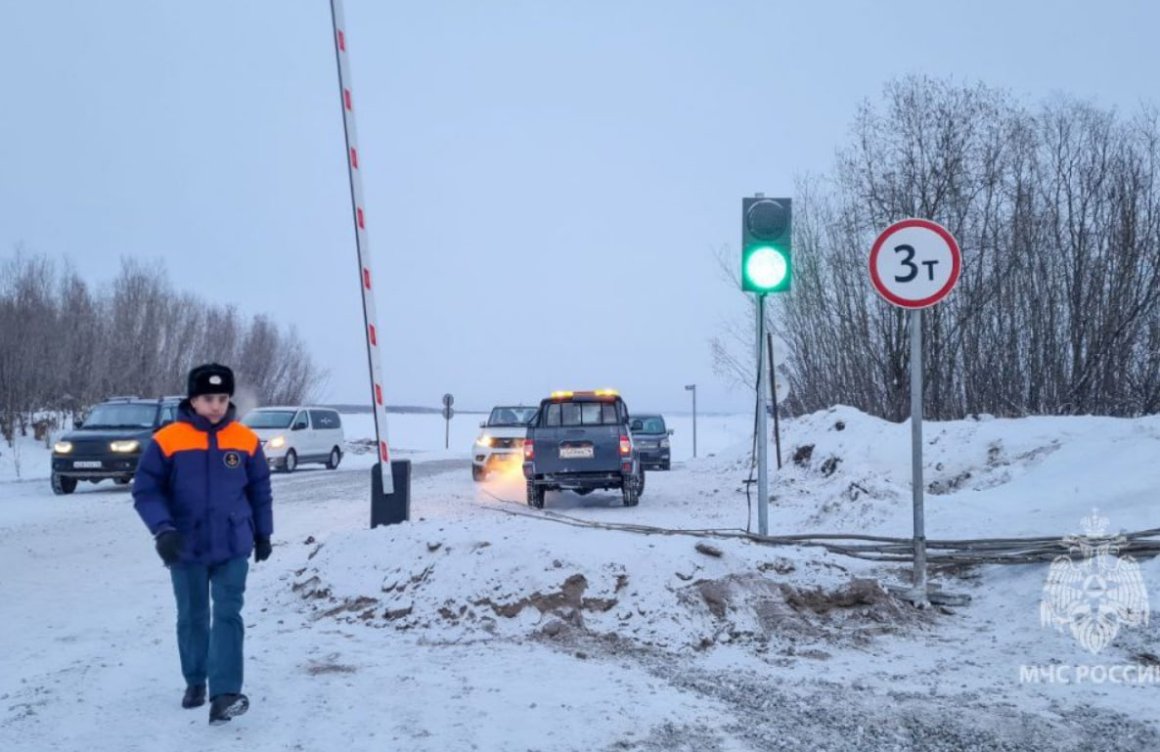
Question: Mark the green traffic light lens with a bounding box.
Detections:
[745,247,788,290]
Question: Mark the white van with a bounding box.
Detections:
[241,406,345,473]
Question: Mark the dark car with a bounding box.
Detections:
[50,396,183,495]
[522,390,644,509]
[629,414,672,470]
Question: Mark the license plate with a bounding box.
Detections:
[559,446,593,459]
[74,460,103,469]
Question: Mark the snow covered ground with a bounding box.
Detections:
[2,407,1159,750]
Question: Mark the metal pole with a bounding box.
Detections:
[684,384,697,458]
[444,415,449,450]
[756,295,769,536]
[328,0,393,494]
[910,308,927,599]
[767,331,782,470]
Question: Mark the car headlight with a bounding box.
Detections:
[268,436,286,449]
[660,439,670,449]
[476,435,493,448]
[110,440,140,453]
[54,441,73,454]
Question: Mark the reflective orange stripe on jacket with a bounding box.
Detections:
[154,421,260,457]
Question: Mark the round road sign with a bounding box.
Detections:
[869,219,961,309]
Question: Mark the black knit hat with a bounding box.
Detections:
[187,363,235,398]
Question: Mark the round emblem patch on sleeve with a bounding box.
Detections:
[223,451,242,469]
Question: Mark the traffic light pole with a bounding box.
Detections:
[756,294,769,536]
[740,192,790,537]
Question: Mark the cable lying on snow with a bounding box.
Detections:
[477,489,1160,566]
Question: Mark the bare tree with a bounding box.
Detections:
[0,252,328,445]
[717,77,1160,420]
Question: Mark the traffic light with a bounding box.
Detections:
[741,196,792,293]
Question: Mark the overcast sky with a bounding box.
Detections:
[1,0,1156,413]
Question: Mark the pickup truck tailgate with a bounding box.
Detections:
[531,425,622,474]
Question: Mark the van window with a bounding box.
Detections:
[310,410,342,430]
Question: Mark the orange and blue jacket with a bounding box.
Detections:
[132,401,273,566]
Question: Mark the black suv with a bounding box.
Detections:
[522,390,644,509]
[50,396,183,495]
[629,414,672,470]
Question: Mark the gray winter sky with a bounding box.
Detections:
[1,0,1156,413]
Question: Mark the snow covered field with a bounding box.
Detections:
[2,408,1159,750]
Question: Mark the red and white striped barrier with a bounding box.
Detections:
[329,0,393,493]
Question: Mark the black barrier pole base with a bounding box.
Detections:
[371,460,411,528]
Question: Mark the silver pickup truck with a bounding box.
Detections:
[522,390,644,509]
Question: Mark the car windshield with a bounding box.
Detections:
[243,410,297,429]
[82,403,157,429]
[630,416,666,433]
[488,407,537,427]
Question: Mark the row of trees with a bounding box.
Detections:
[0,253,325,443]
[716,77,1160,420]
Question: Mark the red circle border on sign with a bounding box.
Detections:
[868,218,962,309]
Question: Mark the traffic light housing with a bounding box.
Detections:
[742,196,792,293]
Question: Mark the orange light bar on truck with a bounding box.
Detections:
[550,391,574,399]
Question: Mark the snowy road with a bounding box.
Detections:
[4,410,1160,751]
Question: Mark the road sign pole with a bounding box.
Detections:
[442,393,454,451]
[868,217,961,604]
[910,308,927,600]
[756,294,769,536]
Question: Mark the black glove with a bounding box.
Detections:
[254,536,272,563]
[155,530,182,566]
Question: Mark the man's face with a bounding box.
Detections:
[191,394,230,424]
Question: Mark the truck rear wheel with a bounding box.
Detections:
[526,480,545,509]
[622,475,640,507]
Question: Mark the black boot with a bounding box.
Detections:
[182,684,206,709]
[208,693,249,725]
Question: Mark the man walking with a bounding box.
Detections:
[132,363,274,724]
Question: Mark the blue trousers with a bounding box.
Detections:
[169,557,248,697]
